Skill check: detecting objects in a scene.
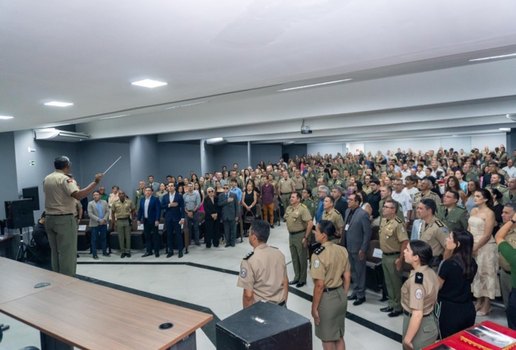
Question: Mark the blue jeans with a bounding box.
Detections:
[91,225,107,255]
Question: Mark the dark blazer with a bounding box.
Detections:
[218,192,239,221]
[161,191,184,221]
[342,207,371,253]
[138,196,161,222]
[204,196,219,219]
[334,197,348,218]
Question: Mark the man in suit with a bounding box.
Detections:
[88,190,110,259]
[137,187,162,257]
[219,184,239,247]
[161,183,185,258]
[341,192,372,305]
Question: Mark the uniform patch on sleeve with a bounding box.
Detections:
[240,267,247,278]
[415,288,423,300]
[313,259,320,269]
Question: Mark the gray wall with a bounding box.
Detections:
[0,132,20,220]
[77,140,131,198]
[251,144,282,167]
[282,144,308,160]
[211,143,248,171]
[158,141,202,180]
[130,135,159,189]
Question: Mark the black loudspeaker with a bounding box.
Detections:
[4,199,35,229]
[22,186,40,210]
[216,301,312,350]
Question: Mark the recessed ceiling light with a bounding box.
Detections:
[0,115,14,120]
[499,128,511,132]
[44,101,74,107]
[469,53,516,62]
[205,137,224,144]
[278,79,352,92]
[131,79,168,88]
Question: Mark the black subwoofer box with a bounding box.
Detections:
[216,301,312,350]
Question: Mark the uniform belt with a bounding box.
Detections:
[402,310,433,317]
[281,192,292,195]
[323,286,340,293]
[289,230,305,235]
[117,217,129,220]
[383,252,400,256]
[278,300,286,306]
[46,213,73,216]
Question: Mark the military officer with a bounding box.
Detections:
[401,240,439,350]
[379,199,409,317]
[278,170,296,216]
[237,220,288,308]
[327,168,344,188]
[321,196,344,240]
[285,192,313,288]
[436,190,469,233]
[486,173,510,205]
[311,220,351,350]
[301,189,316,219]
[414,199,450,268]
[413,178,441,210]
[112,190,135,258]
[292,169,307,192]
[499,203,516,308]
[44,156,102,276]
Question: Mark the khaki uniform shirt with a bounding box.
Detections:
[112,200,135,219]
[43,171,80,215]
[419,217,449,257]
[401,265,439,315]
[278,178,295,194]
[379,216,408,253]
[310,241,350,288]
[237,244,287,304]
[499,228,516,272]
[436,205,469,233]
[292,176,306,191]
[285,204,312,233]
[413,190,442,209]
[322,209,344,234]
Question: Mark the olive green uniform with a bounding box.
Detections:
[302,198,316,219]
[44,170,80,277]
[278,178,295,214]
[310,242,350,341]
[285,204,312,284]
[499,228,516,307]
[134,188,145,212]
[305,173,317,192]
[413,190,442,210]
[327,178,344,188]
[486,184,510,205]
[237,243,287,305]
[112,199,135,255]
[436,204,469,233]
[401,265,439,349]
[379,217,408,312]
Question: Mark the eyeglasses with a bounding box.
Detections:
[207,190,214,193]
[223,187,229,189]
[383,206,395,209]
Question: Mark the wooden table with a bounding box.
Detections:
[0,257,213,350]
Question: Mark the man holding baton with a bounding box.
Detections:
[44,156,103,276]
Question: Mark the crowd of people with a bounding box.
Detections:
[50,144,516,350]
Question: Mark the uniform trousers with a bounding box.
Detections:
[500,269,512,308]
[280,194,291,216]
[508,288,516,330]
[289,231,307,283]
[45,214,78,277]
[262,203,274,225]
[165,219,182,253]
[402,313,438,350]
[349,251,367,299]
[143,219,160,254]
[381,254,402,311]
[223,219,237,246]
[116,219,131,254]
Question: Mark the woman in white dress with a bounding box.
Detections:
[469,188,498,316]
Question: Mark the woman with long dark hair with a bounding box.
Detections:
[437,230,478,338]
[469,188,498,316]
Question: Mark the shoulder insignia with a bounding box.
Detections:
[314,245,325,255]
[301,203,308,209]
[435,220,444,227]
[415,272,424,284]
[395,217,403,224]
[243,251,254,260]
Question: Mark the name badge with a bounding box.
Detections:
[373,248,383,259]
[345,224,349,231]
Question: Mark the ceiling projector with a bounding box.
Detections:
[301,125,312,134]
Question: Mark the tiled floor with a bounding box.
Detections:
[0,224,508,349]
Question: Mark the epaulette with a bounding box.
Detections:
[395,217,403,224]
[301,203,308,209]
[243,251,254,260]
[415,272,423,284]
[314,245,325,255]
[333,209,342,217]
[435,220,444,228]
